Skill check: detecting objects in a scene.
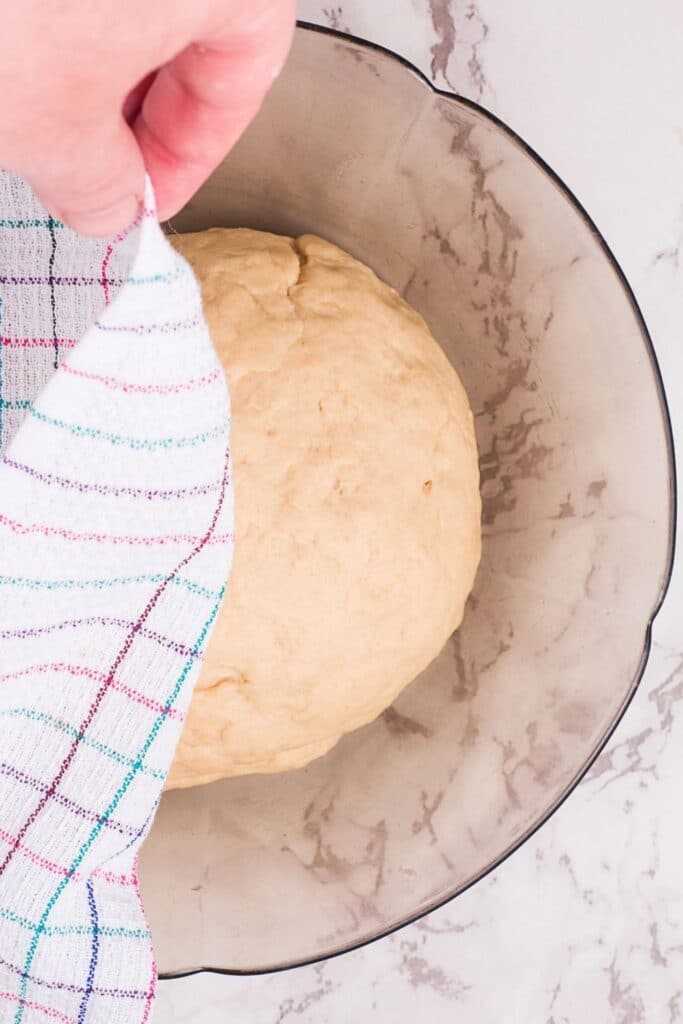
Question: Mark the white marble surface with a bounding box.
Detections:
[156,2,683,1020]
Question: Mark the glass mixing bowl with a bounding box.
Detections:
[139,23,675,975]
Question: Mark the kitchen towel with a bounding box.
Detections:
[0,172,234,1023]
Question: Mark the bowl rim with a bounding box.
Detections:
[160,19,677,981]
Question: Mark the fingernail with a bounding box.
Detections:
[61,194,140,238]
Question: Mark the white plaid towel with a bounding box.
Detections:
[0,172,234,1023]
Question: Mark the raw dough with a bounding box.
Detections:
[167,228,481,789]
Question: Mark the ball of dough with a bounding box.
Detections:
[167,228,480,789]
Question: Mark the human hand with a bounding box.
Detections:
[0,0,295,235]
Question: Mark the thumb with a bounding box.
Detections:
[27,115,146,237]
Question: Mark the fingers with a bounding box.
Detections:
[133,0,296,221]
[123,72,158,125]
[15,0,296,233]
[27,116,145,237]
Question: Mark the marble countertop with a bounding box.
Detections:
[158,2,683,1020]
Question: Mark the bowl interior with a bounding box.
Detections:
[140,25,673,974]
